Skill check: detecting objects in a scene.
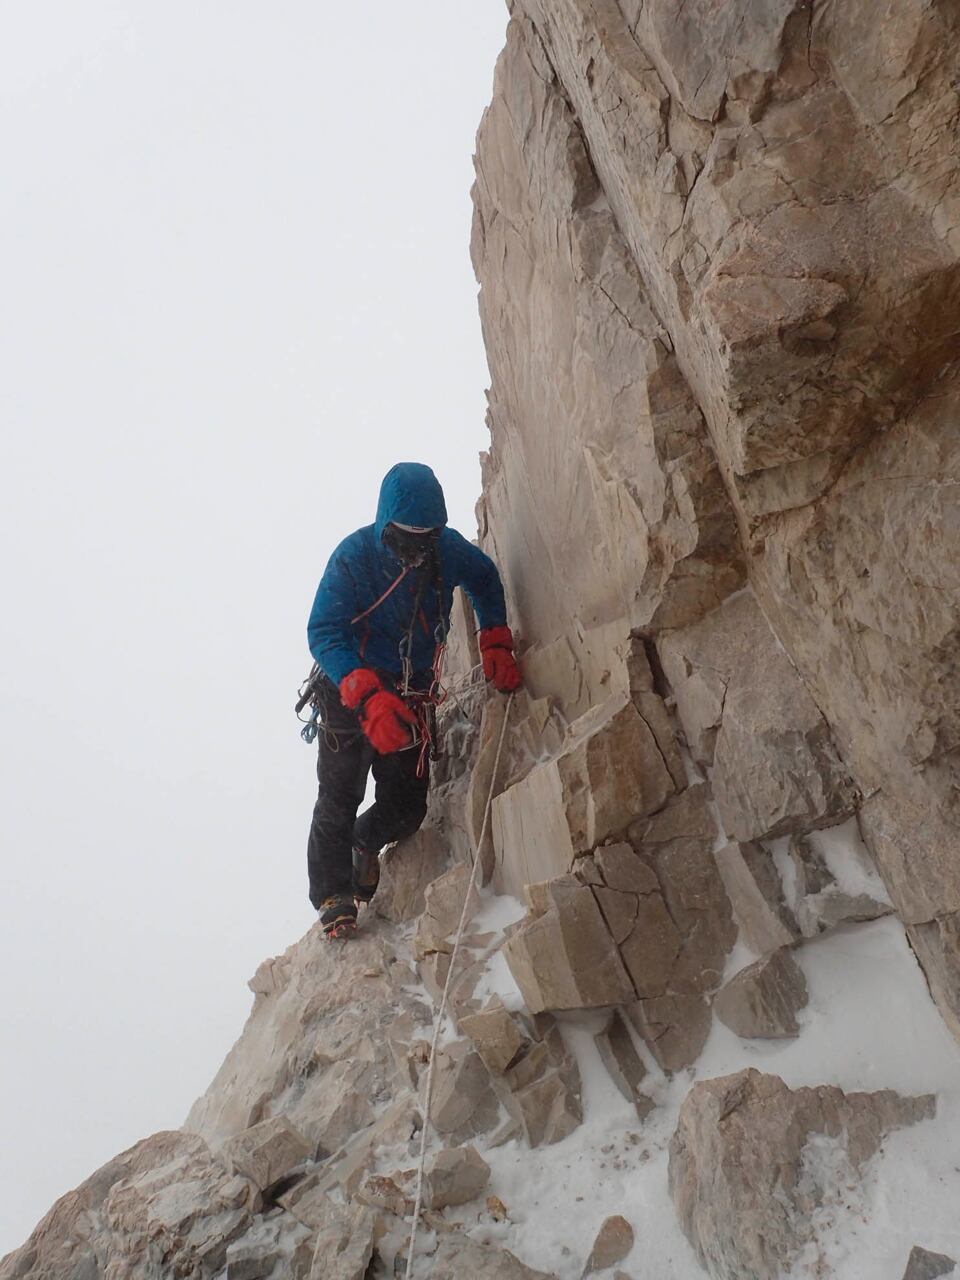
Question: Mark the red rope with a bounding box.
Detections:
[350,567,410,626]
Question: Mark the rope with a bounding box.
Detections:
[351,566,411,626]
[403,690,516,1279]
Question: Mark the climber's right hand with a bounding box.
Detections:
[339,668,417,754]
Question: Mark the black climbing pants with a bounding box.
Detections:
[306,676,430,908]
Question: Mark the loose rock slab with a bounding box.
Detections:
[669,1068,935,1280]
[903,1245,958,1279]
[307,1196,376,1280]
[583,1215,635,1275]
[424,1146,491,1209]
[424,1235,558,1278]
[220,1116,312,1194]
[713,950,808,1039]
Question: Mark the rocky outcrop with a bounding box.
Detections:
[669,1069,936,1280]
[502,783,735,1069]
[472,0,960,1043]
[0,1131,289,1280]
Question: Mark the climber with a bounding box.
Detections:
[303,461,522,939]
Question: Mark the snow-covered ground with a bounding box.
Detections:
[441,893,960,1279]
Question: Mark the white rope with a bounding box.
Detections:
[403,690,516,1279]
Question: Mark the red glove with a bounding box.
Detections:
[339,669,418,754]
[478,625,522,693]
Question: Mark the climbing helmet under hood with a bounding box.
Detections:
[375,463,448,539]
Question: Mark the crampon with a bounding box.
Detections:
[319,895,358,940]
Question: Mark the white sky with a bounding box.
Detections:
[0,1,508,1254]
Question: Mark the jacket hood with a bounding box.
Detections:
[374,463,448,541]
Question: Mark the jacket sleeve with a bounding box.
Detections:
[447,530,509,631]
[307,538,365,686]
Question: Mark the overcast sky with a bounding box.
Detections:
[0,2,508,1254]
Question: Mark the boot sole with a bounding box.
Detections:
[324,919,358,940]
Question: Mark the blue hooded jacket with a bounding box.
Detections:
[307,462,508,687]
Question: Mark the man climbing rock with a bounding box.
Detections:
[304,461,521,938]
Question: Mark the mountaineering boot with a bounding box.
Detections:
[319,894,358,939]
[352,844,381,905]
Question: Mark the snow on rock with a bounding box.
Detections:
[669,1069,934,1280]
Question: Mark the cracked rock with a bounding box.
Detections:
[503,874,635,1012]
[459,996,528,1074]
[713,950,808,1040]
[670,1069,936,1279]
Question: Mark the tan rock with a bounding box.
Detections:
[860,789,960,927]
[425,1235,558,1279]
[414,862,480,959]
[507,1068,583,1147]
[220,1116,312,1194]
[625,995,712,1074]
[906,914,960,1046]
[459,997,528,1075]
[714,841,798,955]
[374,826,449,924]
[492,692,676,897]
[248,955,292,1000]
[306,1197,376,1280]
[313,1094,420,1198]
[0,1132,259,1280]
[660,592,856,842]
[473,13,744,673]
[583,1215,635,1276]
[472,0,960,1049]
[225,1219,282,1280]
[417,946,483,1008]
[629,786,737,996]
[594,1011,653,1118]
[670,1069,936,1279]
[424,1146,491,1209]
[503,875,635,1012]
[617,893,682,998]
[430,1041,500,1141]
[713,950,808,1040]
[466,695,512,882]
[595,842,660,894]
[187,929,423,1149]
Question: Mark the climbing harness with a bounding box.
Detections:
[403,691,516,1280]
[296,549,451,775]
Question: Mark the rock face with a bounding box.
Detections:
[669,1069,936,1279]
[659,592,856,842]
[472,0,960,1043]
[0,1131,273,1280]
